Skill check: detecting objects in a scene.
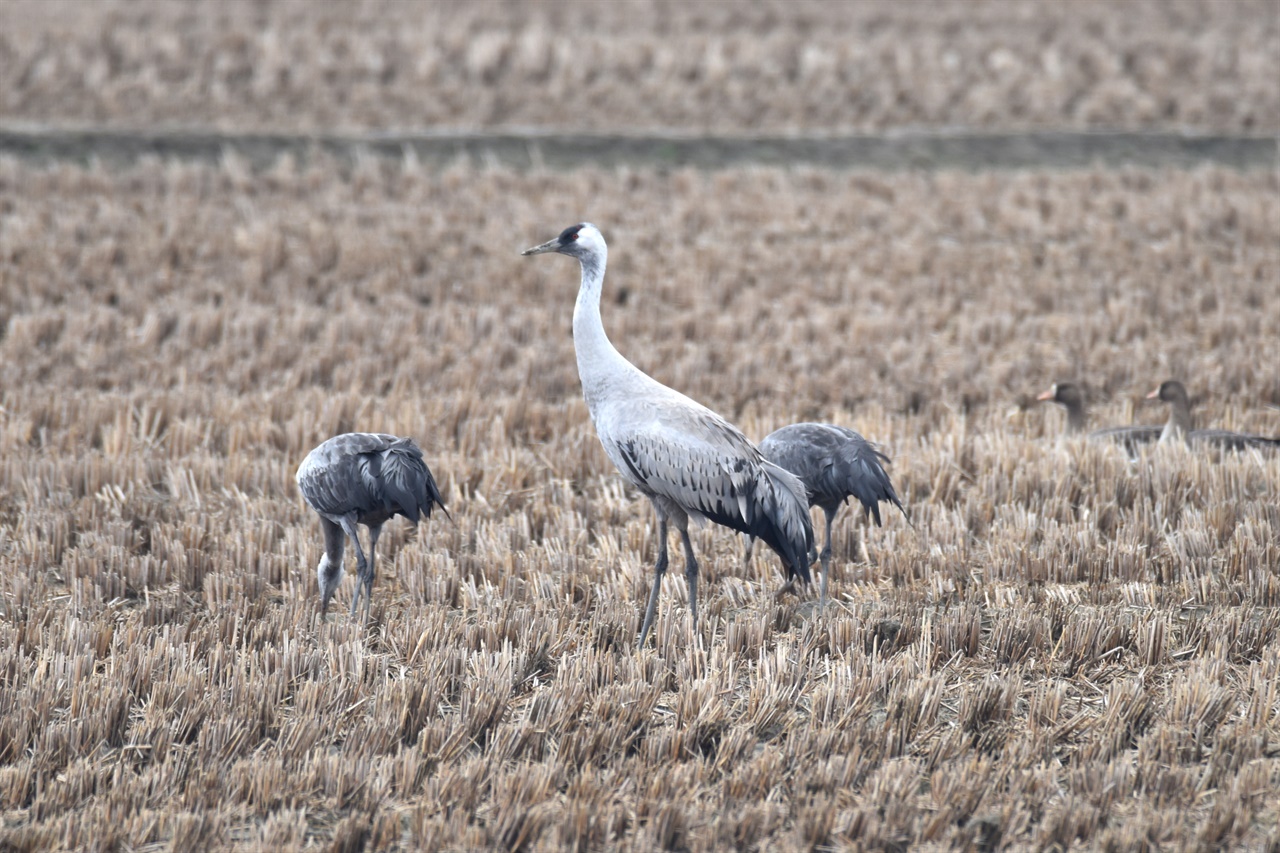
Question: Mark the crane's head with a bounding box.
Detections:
[316,552,343,616]
[521,223,605,260]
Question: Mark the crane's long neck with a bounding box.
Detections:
[572,248,631,406]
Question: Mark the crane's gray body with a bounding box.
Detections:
[760,423,902,525]
[749,422,905,602]
[523,223,814,647]
[296,432,446,621]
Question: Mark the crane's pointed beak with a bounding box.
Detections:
[1145,387,1160,400]
[1035,389,1055,402]
[521,237,560,256]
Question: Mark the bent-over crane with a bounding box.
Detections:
[296,432,447,622]
[746,422,905,603]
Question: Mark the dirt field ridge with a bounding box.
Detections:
[1,125,1276,172]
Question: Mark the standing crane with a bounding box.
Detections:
[522,223,814,648]
[296,432,448,622]
[745,423,906,604]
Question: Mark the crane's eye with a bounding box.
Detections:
[558,225,581,243]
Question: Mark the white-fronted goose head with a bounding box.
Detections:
[1036,382,1088,433]
[1147,380,1195,443]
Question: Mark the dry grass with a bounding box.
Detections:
[1,157,1278,851]
[1,0,1276,135]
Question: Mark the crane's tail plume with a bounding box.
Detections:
[755,462,815,584]
[838,444,909,529]
[380,439,451,524]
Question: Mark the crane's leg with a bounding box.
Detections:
[318,517,346,617]
[336,516,368,621]
[742,534,756,569]
[638,517,669,649]
[360,524,383,626]
[819,507,837,609]
[679,526,700,639]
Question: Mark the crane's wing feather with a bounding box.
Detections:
[617,430,756,526]
[611,407,813,581]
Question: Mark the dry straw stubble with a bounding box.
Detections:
[0,156,1278,849]
[0,0,1276,135]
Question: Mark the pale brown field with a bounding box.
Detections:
[0,156,1278,851]
[2,0,1276,135]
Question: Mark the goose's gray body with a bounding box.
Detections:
[747,422,905,601]
[296,432,446,620]
[523,223,814,647]
[1147,380,1280,450]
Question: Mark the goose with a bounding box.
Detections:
[1036,382,1161,450]
[1146,380,1280,450]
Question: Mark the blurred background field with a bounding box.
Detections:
[1,1,1279,851]
[1,0,1276,134]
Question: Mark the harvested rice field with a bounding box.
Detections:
[3,1,1280,851]
[1,0,1276,134]
[1,158,1277,851]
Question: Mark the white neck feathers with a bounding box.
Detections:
[570,240,644,413]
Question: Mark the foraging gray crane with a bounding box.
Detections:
[1036,382,1161,451]
[522,223,814,648]
[1146,380,1280,450]
[745,423,906,604]
[296,432,447,621]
